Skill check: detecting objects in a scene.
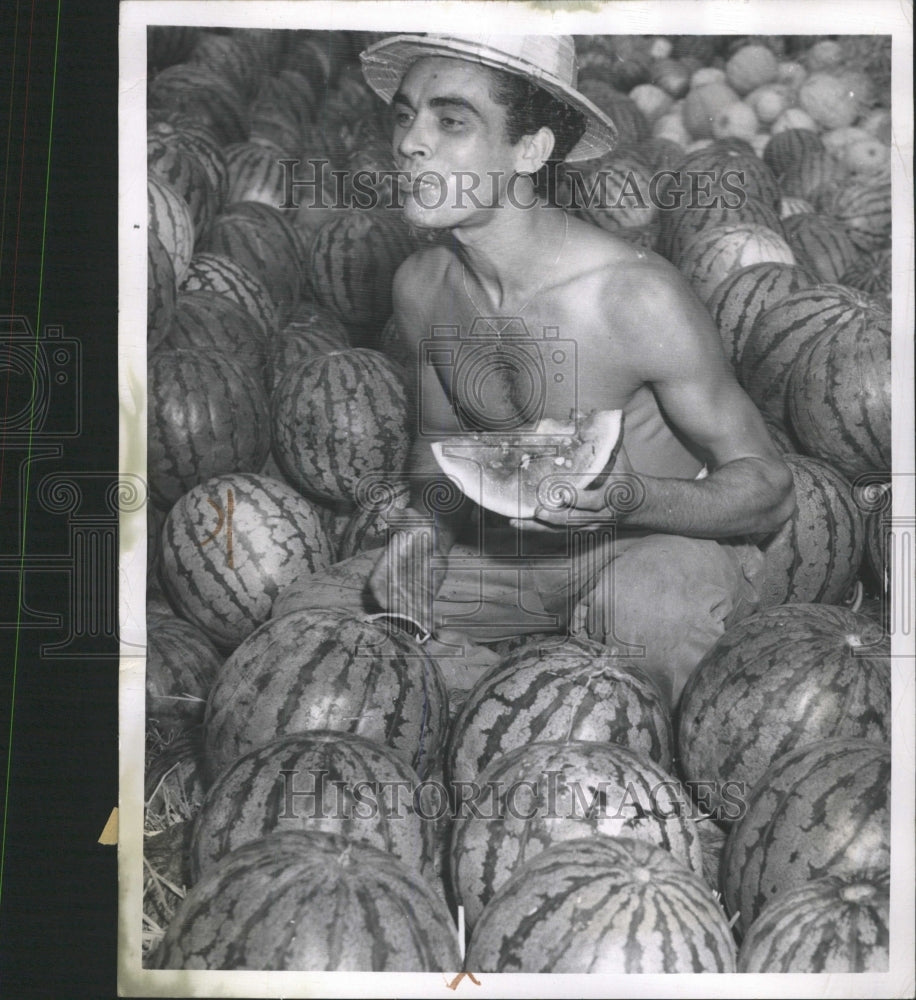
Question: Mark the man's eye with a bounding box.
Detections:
[394,110,414,127]
[440,117,464,129]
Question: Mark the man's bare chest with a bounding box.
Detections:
[427,308,638,432]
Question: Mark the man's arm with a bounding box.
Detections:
[537,264,795,538]
[368,254,473,631]
[393,255,475,552]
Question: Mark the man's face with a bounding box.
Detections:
[390,57,527,228]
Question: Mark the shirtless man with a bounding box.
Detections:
[281,34,795,708]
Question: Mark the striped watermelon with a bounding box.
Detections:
[450,739,704,929]
[145,585,175,627]
[251,70,318,137]
[658,195,784,266]
[779,195,815,219]
[676,604,890,821]
[281,31,346,91]
[676,142,782,209]
[629,136,684,173]
[268,301,351,393]
[345,133,401,206]
[675,222,795,305]
[579,81,650,144]
[446,638,673,786]
[776,147,849,202]
[787,296,891,480]
[334,55,385,111]
[763,418,798,454]
[321,67,382,130]
[757,454,864,608]
[147,117,229,213]
[164,290,269,389]
[147,128,216,240]
[223,141,292,208]
[271,349,410,505]
[763,129,825,178]
[841,246,892,300]
[203,607,447,780]
[290,159,342,242]
[145,729,207,819]
[179,251,279,341]
[313,106,359,168]
[337,480,410,561]
[147,229,176,352]
[199,201,302,325]
[188,30,264,101]
[147,63,248,147]
[816,178,891,252]
[146,616,223,734]
[151,830,461,970]
[227,27,287,77]
[739,283,881,423]
[191,731,434,878]
[147,349,270,508]
[306,210,417,342]
[721,738,890,934]
[147,26,199,71]
[705,260,817,369]
[248,107,302,160]
[466,837,736,973]
[159,473,333,649]
[572,150,657,232]
[738,869,889,972]
[147,172,194,283]
[782,212,860,283]
[146,502,167,593]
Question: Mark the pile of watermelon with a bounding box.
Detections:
[142,28,893,974]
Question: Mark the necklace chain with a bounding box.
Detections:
[460,212,570,338]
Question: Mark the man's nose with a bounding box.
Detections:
[396,113,434,161]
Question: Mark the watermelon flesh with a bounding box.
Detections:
[430,409,624,519]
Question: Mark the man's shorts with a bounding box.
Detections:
[273,528,766,708]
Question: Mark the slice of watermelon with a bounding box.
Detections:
[430,410,624,519]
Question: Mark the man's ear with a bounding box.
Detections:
[515,126,556,175]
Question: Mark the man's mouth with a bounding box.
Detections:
[397,173,443,200]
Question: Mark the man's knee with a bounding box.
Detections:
[574,535,761,707]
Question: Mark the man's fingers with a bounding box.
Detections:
[508,516,563,532]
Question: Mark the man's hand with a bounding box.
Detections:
[510,441,641,532]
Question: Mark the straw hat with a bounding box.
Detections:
[359,33,618,162]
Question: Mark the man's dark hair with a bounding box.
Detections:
[487,68,588,201]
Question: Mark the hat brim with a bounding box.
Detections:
[359,34,617,162]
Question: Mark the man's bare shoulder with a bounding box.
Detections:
[565,216,677,291]
[568,220,715,335]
